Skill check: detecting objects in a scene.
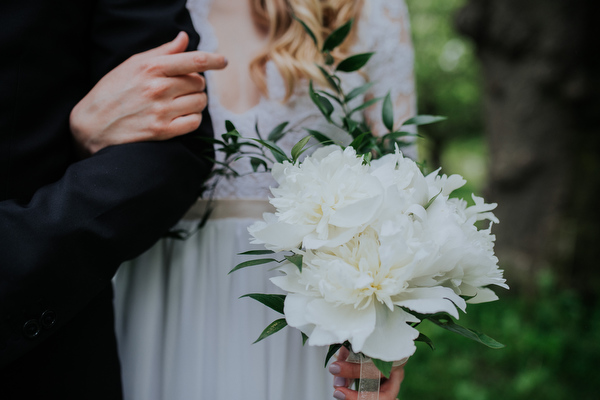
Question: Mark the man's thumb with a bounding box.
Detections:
[146,31,189,57]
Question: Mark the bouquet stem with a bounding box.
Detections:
[346,351,381,400]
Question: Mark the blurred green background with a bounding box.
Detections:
[400,0,600,399]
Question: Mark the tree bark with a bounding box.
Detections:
[455,0,600,298]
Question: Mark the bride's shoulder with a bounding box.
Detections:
[354,0,412,52]
[356,0,410,38]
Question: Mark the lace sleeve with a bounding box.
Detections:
[358,0,417,158]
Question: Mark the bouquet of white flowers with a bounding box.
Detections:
[234,144,507,367]
[223,18,508,397]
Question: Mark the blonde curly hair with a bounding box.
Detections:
[249,0,364,100]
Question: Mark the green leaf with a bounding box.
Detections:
[267,121,289,142]
[285,254,303,272]
[371,358,393,379]
[291,136,311,163]
[424,189,442,210]
[225,120,236,132]
[426,314,505,349]
[324,343,343,368]
[254,139,289,163]
[322,19,353,52]
[350,97,382,115]
[309,81,335,119]
[253,318,288,344]
[229,258,277,274]
[240,293,286,314]
[349,131,371,149]
[317,90,344,106]
[293,15,318,47]
[238,250,276,256]
[336,52,374,73]
[316,65,340,93]
[402,115,447,127]
[324,52,335,66]
[305,128,334,145]
[302,333,309,346]
[345,82,375,102]
[250,157,268,173]
[382,92,394,131]
[415,332,435,351]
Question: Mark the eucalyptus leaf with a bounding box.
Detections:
[402,115,447,127]
[317,65,340,93]
[305,128,334,145]
[427,314,505,349]
[309,81,334,120]
[424,189,442,210]
[336,52,374,73]
[253,318,288,344]
[268,121,289,142]
[317,90,344,106]
[240,293,286,314]
[254,139,289,163]
[415,332,435,350]
[322,19,353,52]
[285,254,303,272]
[324,343,343,368]
[291,136,311,163]
[225,120,236,132]
[250,157,268,173]
[345,82,375,102]
[292,15,318,46]
[382,92,394,131]
[371,358,393,379]
[229,258,277,274]
[238,250,276,256]
[350,97,382,115]
[349,131,371,149]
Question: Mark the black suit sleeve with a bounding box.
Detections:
[0,0,212,366]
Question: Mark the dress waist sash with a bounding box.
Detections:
[183,199,275,220]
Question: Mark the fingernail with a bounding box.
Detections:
[333,390,346,400]
[223,57,228,66]
[333,377,346,387]
[328,363,341,374]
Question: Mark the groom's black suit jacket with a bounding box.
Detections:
[0,0,212,398]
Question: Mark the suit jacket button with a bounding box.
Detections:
[41,310,57,329]
[23,319,41,339]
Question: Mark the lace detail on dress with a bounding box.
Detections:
[186,0,416,200]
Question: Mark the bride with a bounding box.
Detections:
[110,0,416,399]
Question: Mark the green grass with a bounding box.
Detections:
[399,271,600,399]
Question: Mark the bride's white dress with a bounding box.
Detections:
[113,0,415,399]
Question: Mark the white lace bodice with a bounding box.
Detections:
[187,0,416,200]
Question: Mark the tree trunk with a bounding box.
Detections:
[455,0,600,298]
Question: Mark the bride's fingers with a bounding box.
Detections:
[380,366,405,398]
[332,366,404,400]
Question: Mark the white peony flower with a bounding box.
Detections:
[249,146,384,250]
[250,144,507,362]
[271,228,465,361]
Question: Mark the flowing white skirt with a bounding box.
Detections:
[113,216,332,400]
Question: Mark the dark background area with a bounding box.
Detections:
[401,0,600,398]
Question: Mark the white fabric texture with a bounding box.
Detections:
[113,0,416,399]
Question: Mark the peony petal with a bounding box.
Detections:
[248,217,313,251]
[304,299,376,349]
[283,294,315,336]
[329,194,383,228]
[393,287,466,318]
[466,287,499,304]
[358,305,420,361]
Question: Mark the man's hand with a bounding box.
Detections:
[70,31,227,155]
